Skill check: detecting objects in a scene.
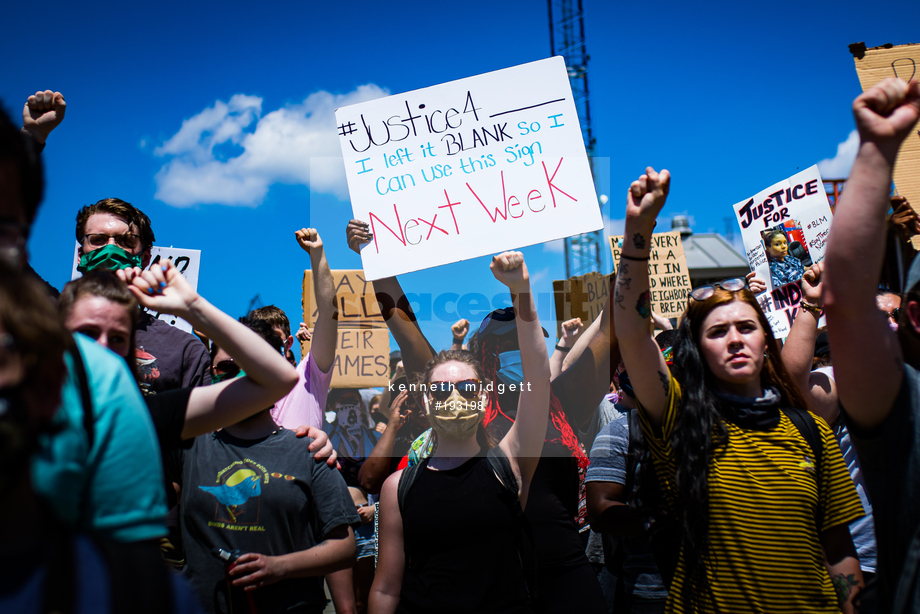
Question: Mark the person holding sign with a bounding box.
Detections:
[370,250,550,614]
[764,229,805,288]
[348,219,614,614]
[824,77,920,613]
[613,167,865,613]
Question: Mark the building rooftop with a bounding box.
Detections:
[670,216,750,282]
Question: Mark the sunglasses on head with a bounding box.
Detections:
[884,308,901,322]
[689,278,748,303]
[427,380,482,402]
[214,359,240,378]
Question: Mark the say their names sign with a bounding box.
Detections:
[610,231,691,319]
[732,165,832,339]
[853,43,920,224]
[302,269,385,329]
[302,269,389,387]
[336,56,603,280]
[300,328,390,389]
[552,272,610,339]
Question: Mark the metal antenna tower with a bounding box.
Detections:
[548,0,603,277]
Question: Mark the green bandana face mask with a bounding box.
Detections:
[212,369,246,384]
[77,244,142,273]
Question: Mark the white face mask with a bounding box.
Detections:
[425,389,484,441]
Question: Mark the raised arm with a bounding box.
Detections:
[824,78,920,430]
[492,252,551,508]
[298,228,338,373]
[781,263,837,423]
[346,219,435,380]
[120,261,298,438]
[358,389,412,494]
[450,318,470,351]
[550,317,584,379]
[551,273,618,428]
[369,471,407,614]
[21,90,66,146]
[613,167,672,427]
[561,313,599,373]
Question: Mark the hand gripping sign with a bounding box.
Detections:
[732,165,832,339]
[336,56,603,280]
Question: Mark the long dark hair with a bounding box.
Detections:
[472,332,587,468]
[639,287,808,609]
[418,349,496,452]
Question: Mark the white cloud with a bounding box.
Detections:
[153,86,389,207]
[817,130,859,180]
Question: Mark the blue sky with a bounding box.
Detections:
[3,0,918,357]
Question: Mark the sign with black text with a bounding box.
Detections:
[732,166,832,339]
[336,56,602,279]
[610,231,691,319]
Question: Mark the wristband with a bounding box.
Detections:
[799,300,823,317]
[620,254,650,262]
[555,344,572,352]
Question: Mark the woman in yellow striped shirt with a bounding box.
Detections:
[612,167,865,613]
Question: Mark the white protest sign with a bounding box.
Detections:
[71,244,202,333]
[732,165,832,339]
[336,56,602,280]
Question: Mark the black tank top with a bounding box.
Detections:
[398,455,533,614]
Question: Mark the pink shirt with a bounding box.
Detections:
[270,352,333,430]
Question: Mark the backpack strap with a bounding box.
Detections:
[68,341,94,450]
[625,410,640,496]
[781,407,823,520]
[396,459,425,515]
[67,340,96,531]
[486,446,537,601]
[486,445,520,500]
[892,520,920,613]
[781,407,822,470]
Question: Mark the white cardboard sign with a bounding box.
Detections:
[71,243,202,333]
[335,56,602,280]
[732,165,832,339]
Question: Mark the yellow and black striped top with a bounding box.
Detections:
[637,377,865,613]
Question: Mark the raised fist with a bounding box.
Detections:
[451,319,470,342]
[295,228,323,253]
[626,167,671,226]
[490,251,528,290]
[22,90,66,144]
[852,78,920,154]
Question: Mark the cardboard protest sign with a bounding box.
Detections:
[302,269,385,329]
[609,231,691,319]
[300,327,390,388]
[552,272,609,339]
[71,243,201,333]
[853,43,920,223]
[336,56,602,280]
[731,165,832,339]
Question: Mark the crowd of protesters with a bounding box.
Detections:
[1,77,919,614]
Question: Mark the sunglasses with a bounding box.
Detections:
[689,278,747,302]
[427,380,482,402]
[883,308,900,322]
[83,232,141,250]
[213,359,240,378]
